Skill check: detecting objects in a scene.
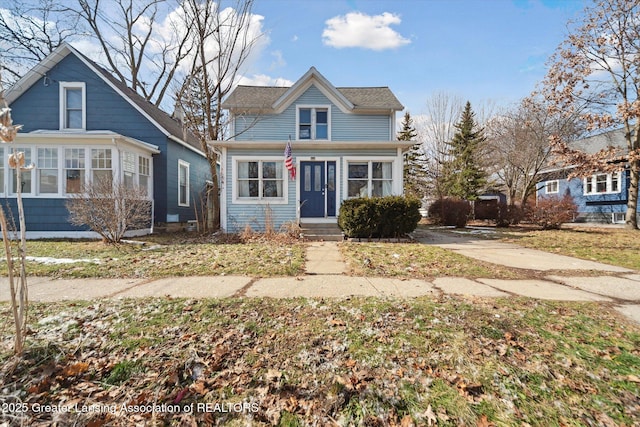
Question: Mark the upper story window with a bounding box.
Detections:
[298,106,329,140]
[584,172,621,195]
[60,82,86,130]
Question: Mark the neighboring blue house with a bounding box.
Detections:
[4,43,210,237]
[218,67,411,232]
[537,128,632,224]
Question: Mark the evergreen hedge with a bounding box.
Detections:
[338,196,421,238]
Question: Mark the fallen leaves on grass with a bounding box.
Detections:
[0,297,639,426]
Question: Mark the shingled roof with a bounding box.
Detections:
[223,85,403,112]
[6,43,202,153]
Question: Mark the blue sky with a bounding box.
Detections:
[244,0,587,115]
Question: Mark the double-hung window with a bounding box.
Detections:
[139,157,150,196]
[298,107,329,140]
[545,180,559,194]
[38,148,59,194]
[91,149,112,185]
[236,160,284,201]
[122,152,136,188]
[348,161,394,198]
[11,147,32,194]
[65,148,85,194]
[178,160,190,207]
[584,172,621,195]
[60,82,86,130]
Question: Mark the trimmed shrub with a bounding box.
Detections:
[495,203,525,228]
[529,194,577,229]
[428,198,472,228]
[338,196,421,238]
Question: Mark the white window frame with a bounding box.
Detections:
[583,172,621,195]
[296,105,331,141]
[178,160,190,207]
[9,147,34,195]
[343,157,398,199]
[232,156,288,205]
[612,212,625,224]
[59,82,86,130]
[545,180,559,194]
[37,147,60,195]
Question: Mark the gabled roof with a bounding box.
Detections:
[222,66,403,113]
[5,43,203,154]
[572,127,629,154]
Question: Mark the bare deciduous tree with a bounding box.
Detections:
[416,91,464,200]
[65,0,195,107]
[485,97,583,207]
[66,177,152,244]
[0,0,79,84]
[176,0,261,231]
[542,0,640,229]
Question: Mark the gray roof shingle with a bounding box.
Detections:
[222,85,403,111]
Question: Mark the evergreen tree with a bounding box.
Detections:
[440,101,487,200]
[398,112,427,198]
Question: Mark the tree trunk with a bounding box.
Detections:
[626,160,639,229]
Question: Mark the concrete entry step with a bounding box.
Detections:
[301,222,343,242]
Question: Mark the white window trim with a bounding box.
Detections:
[342,156,401,199]
[612,212,625,224]
[545,180,559,194]
[59,82,87,130]
[296,105,331,141]
[178,159,190,207]
[583,171,622,195]
[232,156,288,205]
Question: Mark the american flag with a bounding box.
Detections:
[284,140,296,180]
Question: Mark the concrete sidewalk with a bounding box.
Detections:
[1,235,639,325]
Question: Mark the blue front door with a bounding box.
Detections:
[300,161,336,218]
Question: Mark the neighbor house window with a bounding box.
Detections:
[91,148,112,185]
[122,152,136,188]
[584,172,621,195]
[298,107,329,140]
[139,156,150,196]
[545,180,559,194]
[65,148,85,194]
[38,148,59,194]
[178,160,190,206]
[348,161,393,198]
[60,82,86,130]
[11,147,32,194]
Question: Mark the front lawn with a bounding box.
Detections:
[1,297,638,426]
[0,236,306,278]
[341,242,523,279]
[501,227,640,270]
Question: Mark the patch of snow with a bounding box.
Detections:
[24,256,105,265]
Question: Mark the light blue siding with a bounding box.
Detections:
[224,147,398,232]
[234,84,391,142]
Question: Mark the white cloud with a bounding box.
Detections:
[237,74,293,86]
[322,11,410,51]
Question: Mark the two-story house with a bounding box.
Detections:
[537,127,634,224]
[218,67,410,232]
[4,43,210,237]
